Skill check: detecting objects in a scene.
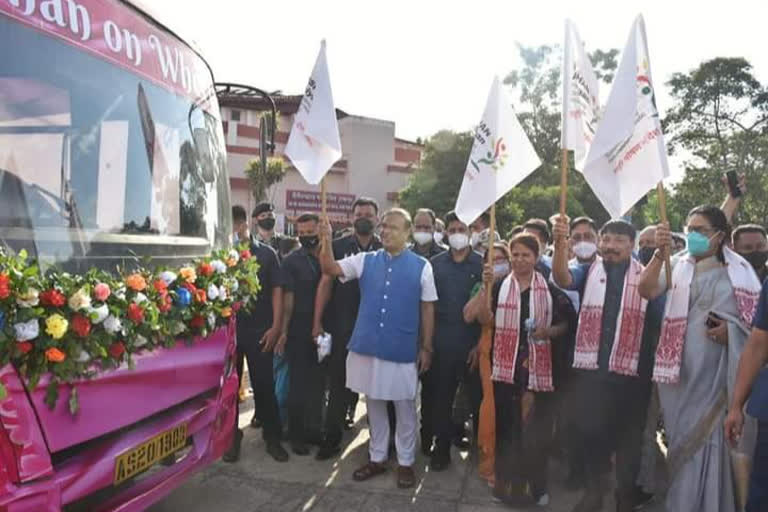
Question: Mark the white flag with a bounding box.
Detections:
[561,19,600,170]
[284,41,342,185]
[455,77,541,225]
[582,15,670,219]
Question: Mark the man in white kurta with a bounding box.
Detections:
[319,208,436,488]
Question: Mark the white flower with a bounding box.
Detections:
[160,271,178,285]
[14,319,39,341]
[211,260,227,274]
[172,321,186,335]
[103,315,123,334]
[76,350,90,363]
[218,285,227,301]
[134,335,149,348]
[228,250,240,263]
[67,288,91,311]
[206,284,219,301]
[230,279,239,293]
[208,313,216,329]
[89,304,109,324]
[16,288,40,308]
[114,287,126,301]
[133,293,149,304]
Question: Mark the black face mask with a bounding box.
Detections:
[638,246,656,265]
[741,251,768,273]
[257,218,276,231]
[354,217,374,236]
[299,235,320,250]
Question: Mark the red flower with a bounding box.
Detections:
[17,341,33,354]
[194,289,207,304]
[127,303,144,324]
[109,341,126,359]
[40,289,67,307]
[182,282,197,293]
[71,314,91,337]
[232,301,243,313]
[189,315,205,329]
[240,250,252,260]
[198,263,214,277]
[158,292,172,313]
[0,273,11,300]
[153,279,168,293]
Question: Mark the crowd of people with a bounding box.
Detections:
[224,175,768,512]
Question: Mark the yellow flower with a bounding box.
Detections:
[179,267,197,284]
[221,307,232,318]
[45,314,69,340]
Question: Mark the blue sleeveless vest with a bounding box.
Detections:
[347,249,427,363]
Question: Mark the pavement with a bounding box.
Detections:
[150,393,667,512]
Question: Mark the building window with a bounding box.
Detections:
[231,110,241,122]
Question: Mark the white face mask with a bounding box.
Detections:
[470,232,481,248]
[449,233,470,251]
[433,232,444,245]
[413,231,433,246]
[493,262,510,278]
[572,241,598,261]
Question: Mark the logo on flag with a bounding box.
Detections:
[455,77,541,226]
[284,41,343,185]
[582,15,670,219]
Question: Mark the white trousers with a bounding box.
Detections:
[366,398,417,466]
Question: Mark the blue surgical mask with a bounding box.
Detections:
[687,231,714,256]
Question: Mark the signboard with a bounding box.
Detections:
[286,189,355,215]
[0,0,215,107]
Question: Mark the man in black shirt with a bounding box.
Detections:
[278,212,324,455]
[410,208,447,259]
[224,206,288,463]
[313,197,382,460]
[252,202,290,256]
[425,211,483,470]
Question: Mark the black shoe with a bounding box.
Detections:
[222,429,243,463]
[291,441,310,456]
[452,435,470,450]
[266,441,289,462]
[421,435,434,457]
[315,443,341,461]
[429,451,451,472]
[250,415,262,429]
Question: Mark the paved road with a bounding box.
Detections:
[150,395,667,512]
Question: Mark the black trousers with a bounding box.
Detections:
[322,332,354,447]
[235,334,282,443]
[425,349,482,454]
[287,333,324,444]
[564,370,651,494]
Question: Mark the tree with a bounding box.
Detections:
[663,57,768,226]
[244,157,286,203]
[398,130,474,217]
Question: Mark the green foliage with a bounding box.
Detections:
[663,57,768,226]
[244,157,286,203]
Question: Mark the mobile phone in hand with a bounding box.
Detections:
[706,312,723,329]
[725,171,742,198]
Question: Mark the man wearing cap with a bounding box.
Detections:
[252,202,289,255]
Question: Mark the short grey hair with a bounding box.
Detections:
[382,208,413,229]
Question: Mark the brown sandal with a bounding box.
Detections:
[397,465,416,489]
[353,461,388,481]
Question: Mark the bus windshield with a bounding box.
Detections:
[0,2,231,272]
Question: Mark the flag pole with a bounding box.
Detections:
[656,182,672,289]
[559,148,569,217]
[321,177,327,218]
[477,203,497,483]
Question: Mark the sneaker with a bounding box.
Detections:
[266,441,289,462]
[315,443,341,461]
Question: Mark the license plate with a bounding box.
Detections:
[114,423,187,485]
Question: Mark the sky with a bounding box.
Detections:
[157,0,767,173]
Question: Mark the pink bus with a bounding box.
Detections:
[0,1,238,510]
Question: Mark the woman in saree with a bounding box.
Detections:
[466,234,574,506]
[638,205,761,512]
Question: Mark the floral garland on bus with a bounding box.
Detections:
[0,245,260,414]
